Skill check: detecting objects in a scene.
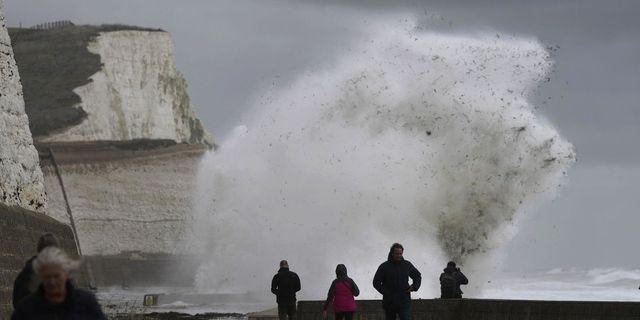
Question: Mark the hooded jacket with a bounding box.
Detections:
[11,281,106,320]
[439,266,468,299]
[271,267,301,305]
[323,264,360,313]
[372,255,421,308]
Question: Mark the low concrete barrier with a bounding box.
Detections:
[298,299,640,320]
[0,203,84,319]
[248,307,278,320]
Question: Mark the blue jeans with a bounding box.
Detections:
[384,305,410,320]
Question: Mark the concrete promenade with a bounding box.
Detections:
[296,299,640,320]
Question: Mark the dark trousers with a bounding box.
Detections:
[335,312,354,320]
[278,304,297,320]
[384,305,410,320]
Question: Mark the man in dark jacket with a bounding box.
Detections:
[12,247,107,320]
[439,261,468,299]
[12,281,106,320]
[12,232,60,308]
[373,243,421,320]
[271,260,301,320]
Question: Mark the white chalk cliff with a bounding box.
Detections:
[0,2,46,212]
[39,30,212,145]
[7,25,214,255]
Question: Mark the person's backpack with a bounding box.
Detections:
[440,272,458,298]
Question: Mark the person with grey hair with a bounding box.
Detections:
[12,232,60,308]
[11,247,106,320]
[271,260,301,320]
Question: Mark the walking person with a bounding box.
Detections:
[12,232,60,308]
[439,261,468,299]
[322,264,360,320]
[372,243,421,320]
[11,247,107,320]
[271,260,301,320]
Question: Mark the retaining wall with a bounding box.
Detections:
[0,203,83,319]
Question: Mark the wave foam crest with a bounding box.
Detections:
[191,18,574,298]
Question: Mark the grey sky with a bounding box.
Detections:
[4,0,640,271]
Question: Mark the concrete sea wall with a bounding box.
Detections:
[297,299,640,320]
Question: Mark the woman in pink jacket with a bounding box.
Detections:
[323,264,360,320]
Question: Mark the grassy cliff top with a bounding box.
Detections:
[8,25,165,137]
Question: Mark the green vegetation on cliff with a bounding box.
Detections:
[8,25,164,137]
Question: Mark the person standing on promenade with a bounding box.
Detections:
[271,260,302,320]
[439,261,468,299]
[373,243,422,320]
[322,264,360,320]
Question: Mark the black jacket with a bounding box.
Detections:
[271,267,301,305]
[11,281,107,320]
[439,267,468,299]
[12,256,37,309]
[372,259,421,308]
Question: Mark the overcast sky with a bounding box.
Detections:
[4,0,640,271]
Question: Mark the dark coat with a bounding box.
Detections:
[271,267,301,305]
[12,256,37,309]
[372,259,421,309]
[11,281,107,320]
[439,267,468,299]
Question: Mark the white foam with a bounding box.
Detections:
[480,268,640,301]
[190,16,574,299]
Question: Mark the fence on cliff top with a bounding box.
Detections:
[30,20,74,30]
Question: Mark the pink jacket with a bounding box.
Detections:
[333,281,357,312]
[324,277,359,313]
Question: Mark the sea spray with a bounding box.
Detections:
[190,18,574,299]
